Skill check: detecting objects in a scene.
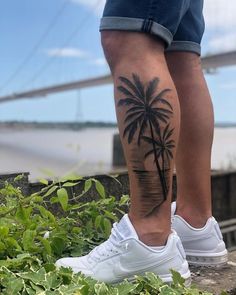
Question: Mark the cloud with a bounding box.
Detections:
[70,0,106,17]
[208,33,236,53]
[45,47,88,58]
[45,47,108,68]
[45,47,89,58]
[203,0,236,29]
[90,57,107,66]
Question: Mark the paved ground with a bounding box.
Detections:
[192,251,236,294]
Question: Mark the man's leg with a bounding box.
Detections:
[102,31,180,246]
[166,52,227,266]
[165,52,214,228]
[56,32,191,283]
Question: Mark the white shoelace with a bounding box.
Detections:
[87,222,124,263]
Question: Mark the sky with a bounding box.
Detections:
[0,0,235,123]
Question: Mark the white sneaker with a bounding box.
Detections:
[56,214,191,284]
[171,202,228,266]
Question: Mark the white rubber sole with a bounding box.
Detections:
[186,249,228,266]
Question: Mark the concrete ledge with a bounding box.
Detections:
[192,251,236,294]
[0,172,29,195]
[1,170,236,222]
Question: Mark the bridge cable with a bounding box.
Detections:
[0,0,69,92]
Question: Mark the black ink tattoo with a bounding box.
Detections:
[142,124,175,200]
[117,73,175,212]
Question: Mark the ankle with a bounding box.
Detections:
[175,204,212,228]
[138,231,170,247]
[128,213,171,246]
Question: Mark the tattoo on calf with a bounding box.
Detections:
[117,73,175,214]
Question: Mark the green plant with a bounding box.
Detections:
[0,175,221,294]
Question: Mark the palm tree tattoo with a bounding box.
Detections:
[117,73,175,211]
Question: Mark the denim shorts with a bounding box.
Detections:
[100,0,205,55]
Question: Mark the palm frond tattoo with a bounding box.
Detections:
[117,73,175,210]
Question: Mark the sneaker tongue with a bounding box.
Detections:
[116,214,139,240]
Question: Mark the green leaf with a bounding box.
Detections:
[94,180,106,198]
[44,263,56,272]
[116,281,139,295]
[22,229,37,251]
[16,205,32,224]
[5,237,22,250]
[67,203,87,211]
[36,204,50,218]
[94,282,110,295]
[104,210,117,221]
[57,188,69,211]
[103,218,112,238]
[171,269,186,287]
[60,174,83,181]
[32,195,43,203]
[4,277,24,294]
[51,237,66,256]
[50,196,59,204]
[0,226,9,237]
[19,267,46,285]
[0,241,6,253]
[14,174,25,182]
[84,179,92,193]
[39,178,49,185]
[0,252,38,268]
[43,185,58,198]
[28,282,44,294]
[62,181,80,187]
[45,271,62,289]
[47,211,56,223]
[39,237,52,255]
[95,215,102,229]
[36,204,55,222]
[119,194,130,206]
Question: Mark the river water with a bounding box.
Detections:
[0,126,235,180]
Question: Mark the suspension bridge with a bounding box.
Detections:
[0,50,235,104]
[0,0,235,106]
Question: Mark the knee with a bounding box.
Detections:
[101,31,165,73]
[101,31,124,72]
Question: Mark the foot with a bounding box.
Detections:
[171,202,228,266]
[56,214,191,284]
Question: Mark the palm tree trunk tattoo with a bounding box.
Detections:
[148,119,166,198]
[117,74,175,213]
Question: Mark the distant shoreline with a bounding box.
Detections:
[0,121,118,130]
[0,121,235,130]
[214,122,236,128]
